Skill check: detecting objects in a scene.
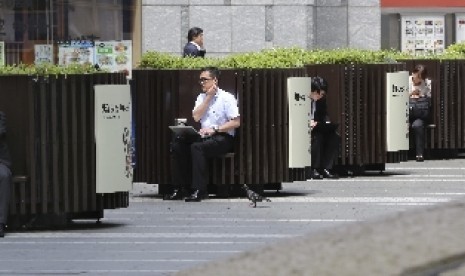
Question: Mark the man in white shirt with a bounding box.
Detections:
[169,67,240,202]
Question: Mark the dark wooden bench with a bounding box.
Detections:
[426,124,436,146]
[10,175,29,215]
[209,152,236,197]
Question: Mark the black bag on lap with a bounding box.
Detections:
[409,97,430,120]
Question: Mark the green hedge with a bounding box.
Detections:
[139,44,465,69]
[0,63,105,76]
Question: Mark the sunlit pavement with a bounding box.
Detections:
[1,158,465,275]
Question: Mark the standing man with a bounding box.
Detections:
[183,27,206,58]
[169,67,240,202]
[308,77,340,179]
[0,111,12,237]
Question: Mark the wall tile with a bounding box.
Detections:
[190,6,232,53]
[142,6,182,53]
[348,7,381,49]
[232,6,266,52]
[315,6,348,49]
[273,6,309,48]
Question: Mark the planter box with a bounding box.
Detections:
[0,73,129,228]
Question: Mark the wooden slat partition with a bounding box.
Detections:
[0,73,129,228]
[132,68,308,193]
[133,62,465,193]
[403,59,465,153]
[305,63,408,168]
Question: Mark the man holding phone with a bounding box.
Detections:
[168,67,240,202]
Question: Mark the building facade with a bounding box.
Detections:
[142,0,381,57]
[2,0,465,66]
[0,0,139,65]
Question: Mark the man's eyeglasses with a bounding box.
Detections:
[198,77,212,84]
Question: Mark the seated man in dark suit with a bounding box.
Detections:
[0,111,12,237]
[183,27,206,58]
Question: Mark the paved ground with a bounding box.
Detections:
[1,158,465,275]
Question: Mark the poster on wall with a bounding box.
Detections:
[34,44,54,64]
[95,40,132,76]
[0,41,4,66]
[401,15,445,56]
[58,40,95,65]
[456,14,465,43]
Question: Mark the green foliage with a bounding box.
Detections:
[0,63,106,76]
[444,42,465,59]
[138,51,222,69]
[139,46,465,69]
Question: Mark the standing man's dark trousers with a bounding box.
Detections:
[311,131,340,170]
[171,134,234,195]
[411,118,425,158]
[0,163,12,226]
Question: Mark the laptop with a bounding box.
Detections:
[169,125,201,137]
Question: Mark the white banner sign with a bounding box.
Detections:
[386,71,410,152]
[287,77,312,168]
[456,14,465,43]
[401,15,445,56]
[34,44,54,64]
[58,40,95,65]
[95,40,132,76]
[95,85,133,193]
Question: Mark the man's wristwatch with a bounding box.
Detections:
[213,125,220,133]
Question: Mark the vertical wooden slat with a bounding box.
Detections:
[39,79,48,214]
[70,76,79,212]
[51,77,60,214]
[81,76,89,211]
[61,76,70,213]
[260,70,268,183]
[89,75,96,211]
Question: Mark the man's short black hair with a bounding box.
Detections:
[311,76,328,93]
[187,27,203,41]
[201,67,220,79]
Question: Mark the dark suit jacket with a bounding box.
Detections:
[183,42,206,58]
[312,97,336,134]
[0,112,11,168]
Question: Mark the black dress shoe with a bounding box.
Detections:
[0,224,5,238]
[321,169,339,179]
[165,189,183,200]
[416,155,424,162]
[185,190,208,202]
[311,169,323,180]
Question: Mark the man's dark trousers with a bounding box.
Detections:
[171,134,234,193]
[311,131,340,170]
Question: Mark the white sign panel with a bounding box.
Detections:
[95,85,133,193]
[58,40,95,65]
[95,40,132,75]
[401,15,445,56]
[34,44,54,64]
[386,72,410,152]
[287,77,312,168]
[456,14,465,43]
